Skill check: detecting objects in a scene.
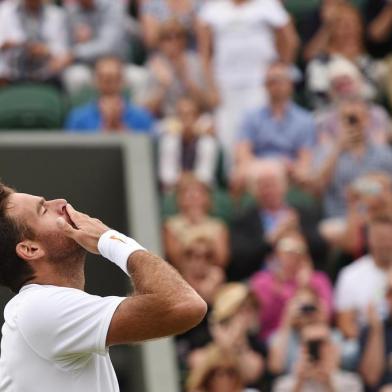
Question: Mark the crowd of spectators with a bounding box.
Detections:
[2,0,392,391]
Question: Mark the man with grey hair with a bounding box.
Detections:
[229,159,325,281]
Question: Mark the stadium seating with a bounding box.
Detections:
[0,84,65,130]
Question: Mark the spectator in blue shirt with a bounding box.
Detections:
[65,56,154,133]
[236,61,316,183]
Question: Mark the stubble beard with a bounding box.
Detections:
[38,230,87,267]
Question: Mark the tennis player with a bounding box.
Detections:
[0,183,207,391]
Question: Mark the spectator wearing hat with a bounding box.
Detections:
[314,57,391,148]
[65,56,154,133]
[158,96,219,191]
[304,2,384,109]
[163,173,229,269]
[188,283,264,390]
[250,232,333,342]
[236,62,316,184]
[187,345,260,392]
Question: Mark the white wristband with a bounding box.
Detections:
[98,230,146,276]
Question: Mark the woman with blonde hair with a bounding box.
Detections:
[163,173,229,268]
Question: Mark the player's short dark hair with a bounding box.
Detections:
[0,183,35,292]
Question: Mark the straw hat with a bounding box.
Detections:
[186,345,241,391]
[210,283,250,324]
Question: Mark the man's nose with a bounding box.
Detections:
[47,199,68,214]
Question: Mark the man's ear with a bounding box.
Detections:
[15,240,45,262]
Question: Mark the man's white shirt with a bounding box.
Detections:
[334,255,389,324]
[0,284,125,391]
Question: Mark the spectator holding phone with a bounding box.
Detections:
[250,232,333,342]
[321,172,392,256]
[273,323,363,392]
[310,97,392,219]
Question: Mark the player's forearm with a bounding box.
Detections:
[125,250,208,337]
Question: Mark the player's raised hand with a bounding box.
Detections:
[56,204,109,254]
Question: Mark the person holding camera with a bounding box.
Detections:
[311,97,392,219]
[273,323,363,392]
[188,283,265,389]
[250,231,333,342]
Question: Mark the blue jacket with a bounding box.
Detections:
[65,100,154,133]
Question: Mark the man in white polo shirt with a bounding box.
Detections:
[335,216,392,340]
[0,183,207,391]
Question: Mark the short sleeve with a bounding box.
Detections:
[16,288,125,361]
[263,0,289,29]
[334,269,355,311]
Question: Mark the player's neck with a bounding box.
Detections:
[27,257,86,291]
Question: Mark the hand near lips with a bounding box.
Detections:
[56,204,109,254]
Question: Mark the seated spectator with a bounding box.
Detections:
[316,57,391,147]
[189,283,264,389]
[65,56,154,133]
[236,62,316,184]
[335,216,392,342]
[229,160,325,281]
[250,232,333,342]
[140,0,199,49]
[305,3,384,108]
[268,287,329,375]
[273,323,363,392]
[268,285,357,373]
[320,172,392,257]
[177,230,225,306]
[144,20,217,118]
[65,0,127,63]
[62,0,149,102]
[158,96,219,190]
[163,173,229,269]
[359,281,392,392]
[0,0,70,84]
[311,97,392,218]
[187,344,260,392]
[197,0,299,159]
[298,0,344,49]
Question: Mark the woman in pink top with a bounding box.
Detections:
[250,231,333,342]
